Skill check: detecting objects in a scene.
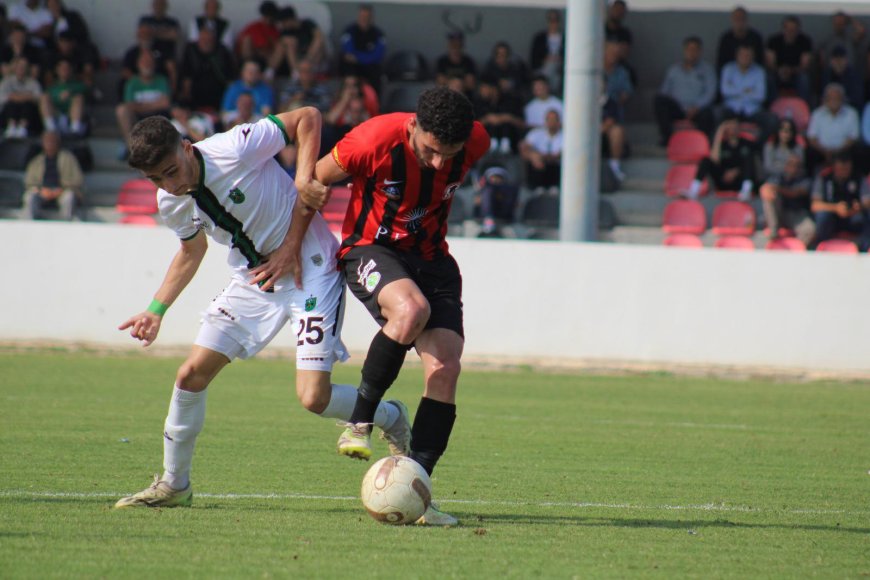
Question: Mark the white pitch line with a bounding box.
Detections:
[0,490,864,516]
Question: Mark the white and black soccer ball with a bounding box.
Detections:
[360,456,432,524]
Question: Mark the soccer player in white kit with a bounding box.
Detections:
[114,108,410,508]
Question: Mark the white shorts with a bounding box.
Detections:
[194,271,349,372]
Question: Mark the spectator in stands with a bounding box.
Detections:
[121,22,177,99]
[278,58,331,113]
[0,5,7,41]
[42,30,98,96]
[806,83,859,175]
[482,41,530,101]
[719,42,776,141]
[653,35,717,146]
[8,0,52,49]
[0,56,43,138]
[811,151,870,250]
[324,85,370,154]
[604,0,636,86]
[475,164,519,238]
[763,118,804,180]
[473,74,525,155]
[818,11,865,73]
[520,108,563,195]
[602,92,627,183]
[819,46,862,108]
[686,113,756,201]
[189,0,233,52]
[339,4,386,94]
[116,50,171,156]
[716,6,764,74]
[760,153,815,245]
[529,9,564,94]
[170,109,215,143]
[220,58,272,127]
[45,0,92,51]
[39,58,86,136]
[223,91,261,130]
[435,31,477,94]
[267,6,326,80]
[765,15,813,104]
[603,39,633,123]
[176,25,235,114]
[1,22,42,78]
[22,129,83,220]
[236,1,279,63]
[139,0,181,59]
[525,75,563,129]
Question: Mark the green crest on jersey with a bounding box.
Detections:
[229,187,246,204]
[305,296,317,312]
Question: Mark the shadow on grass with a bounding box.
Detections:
[472,512,870,535]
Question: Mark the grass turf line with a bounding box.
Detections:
[0,352,868,578]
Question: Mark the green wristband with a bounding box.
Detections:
[147,299,169,316]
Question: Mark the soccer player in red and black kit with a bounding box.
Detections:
[291,87,489,525]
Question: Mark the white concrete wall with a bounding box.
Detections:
[2,221,868,372]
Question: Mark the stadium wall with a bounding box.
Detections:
[3,221,869,374]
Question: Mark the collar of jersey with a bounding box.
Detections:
[190,146,206,198]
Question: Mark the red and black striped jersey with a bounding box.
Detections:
[331,112,490,261]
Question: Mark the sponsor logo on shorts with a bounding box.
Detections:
[311,254,323,266]
[365,272,381,292]
[443,181,461,200]
[305,296,317,312]
[229,187,246,204]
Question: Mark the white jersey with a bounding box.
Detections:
[158,115,338,292]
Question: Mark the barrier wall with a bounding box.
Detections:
[2,221,868,373]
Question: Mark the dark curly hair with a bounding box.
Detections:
[128,116,182,171]
[416,87,475,146]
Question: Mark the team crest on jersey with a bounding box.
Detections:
[311,254,323,266]
[443,181,461,200]
[305,296,317,312]
[229,187,246,203]
[401,207,427,233]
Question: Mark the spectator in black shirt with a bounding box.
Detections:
[765,15,812,103]
[811,151,870,250]
[339,4,386,94]
[716,6,765,73]
[482,41,529,102]
[820,46,862,108]
[604,0,636,87]
[530,9,564,94]
[473,74,525,155]
[139,0,181,59]
[1,23,43,79]
[176,26,234,113]
[267,6,326,79]
[188,0,232,52]
[686,113,757,201]
[42,30,98,94]
[435,31,477,94]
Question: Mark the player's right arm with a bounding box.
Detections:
[118,231,207,346]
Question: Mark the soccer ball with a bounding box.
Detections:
[360,456,432,524]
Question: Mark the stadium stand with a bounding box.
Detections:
[115,178,158,225]
[816,239,859,254]
[662,233,703,247]
[663,163,705,198]
[765,237,806,251]
[711,201,756,236]
[661,199,705,235]
[666,130,709,164]
[714,235,755,250]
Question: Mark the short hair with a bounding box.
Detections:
[824,82,845,98]
[832,150,852,164]
[531,74,550,85]
[128,116,181,171]
[783,15,801,27]
[416,87,474,146]
[259,0,277,17]
[684,35,702,47]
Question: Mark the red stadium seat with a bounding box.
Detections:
[770,97,811,134]
[672,119,695,132]
[664,164,707,198]
[666,130,710,164]
[711,201,756,236]
[714,235,755,250]
[662,199,706,235]
[765,237,806,252]
[816,239,859,254]
[119,214,158,226]
[321,184,352,234]
[663,233,703,248]
[714,189,740,199]
[116,178,158,215]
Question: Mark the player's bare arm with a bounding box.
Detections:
[249,107,327,291]
[118,231,207,346]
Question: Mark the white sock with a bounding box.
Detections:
[740,180,752,195]
[687,179,701,199]
[71,120,83,133]
[162,386,207,491]
[43,117,56,132]
[319,383,399,429]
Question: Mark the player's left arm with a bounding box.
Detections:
[249,107,328,291]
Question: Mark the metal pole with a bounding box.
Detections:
[559,0,603,242]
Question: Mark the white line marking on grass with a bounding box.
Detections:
[0,490,864,516]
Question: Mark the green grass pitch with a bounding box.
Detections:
[1,350,868,578]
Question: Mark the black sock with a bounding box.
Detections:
[348,330,409,424]
[409,397,456,476]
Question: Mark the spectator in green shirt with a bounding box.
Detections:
[39,58,87,136]
[115,50,171,156]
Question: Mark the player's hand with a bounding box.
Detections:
[118,312,163,347]
[250,243,303,291]
[296,178,330,211]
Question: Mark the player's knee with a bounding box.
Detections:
[175,362,209,392]
[390,299,431,342]
[295,373,332,413]
[428,354,461,387]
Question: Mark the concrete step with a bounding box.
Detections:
[89,137,132,172]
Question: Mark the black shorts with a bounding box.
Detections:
[340,244,464,338]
